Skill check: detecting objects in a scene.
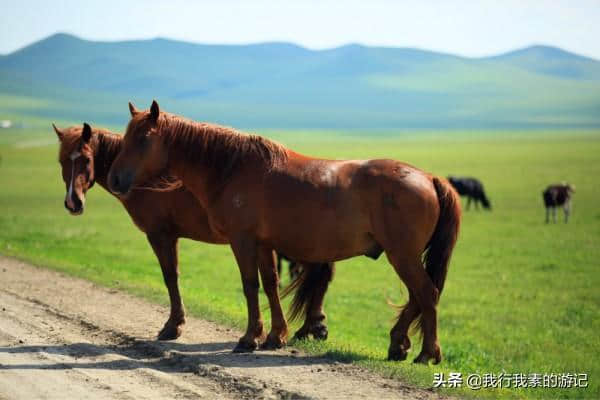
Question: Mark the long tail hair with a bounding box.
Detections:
[424,177,462,296]
[281,262,335,323]
[405,177,461,336]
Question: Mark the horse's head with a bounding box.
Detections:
[53,123,96,215]
[108,100,168,196]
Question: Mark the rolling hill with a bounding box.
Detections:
[1,33,599,129]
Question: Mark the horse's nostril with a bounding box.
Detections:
[72,194,82,209]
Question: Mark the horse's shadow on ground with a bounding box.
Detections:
[0,339,360,373]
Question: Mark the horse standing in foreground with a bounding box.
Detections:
[53,122,334,341]
[543,183,575,223]
[447,176,491,210]
[108,101,461,364]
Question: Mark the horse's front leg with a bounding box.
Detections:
[230,234,265,353]
[147,233,185,340]
[258,245,288,349]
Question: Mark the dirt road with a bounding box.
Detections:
[0,256,441,399]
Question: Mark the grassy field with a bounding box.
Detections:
[0,120,598,399]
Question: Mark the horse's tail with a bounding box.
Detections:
[280,262,335,323]
[424,177,462,297]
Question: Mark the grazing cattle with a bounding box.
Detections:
[108,101,461,364]
[543,183,575,223]
[447,176,491,210]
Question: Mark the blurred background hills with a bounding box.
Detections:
[2,33,599,130]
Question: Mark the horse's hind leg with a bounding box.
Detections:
[386,252,441,364]
[294,262,334,341]
[290,261,303,281]
[388,290,420,360]
[147,233,185,340]
[257,245,288,349]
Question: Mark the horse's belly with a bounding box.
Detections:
[261,211,375,263]
[260,165,378,261]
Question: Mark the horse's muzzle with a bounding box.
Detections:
[64,199,84,215]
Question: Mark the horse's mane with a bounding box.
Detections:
[94,130,124,179]
[153,113,289,181]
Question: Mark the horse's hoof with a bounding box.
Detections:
[260,335,286,350]
[158,324,183,341]
[310,324,328,341]
[387,348,408,361]
[293,329,309,341]
[413,350,442,365]
[233,339,257,353]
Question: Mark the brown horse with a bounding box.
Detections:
[53,122,334,341]
[108,101,461,364]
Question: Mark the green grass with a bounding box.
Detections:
[1,121,599,399]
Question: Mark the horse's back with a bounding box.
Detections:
[269,157,436,210]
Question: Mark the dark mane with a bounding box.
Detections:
[151,113,289,181]
[93,130,123,182]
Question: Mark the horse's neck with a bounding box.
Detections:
[167,148,215,208]
[93,133,122,190]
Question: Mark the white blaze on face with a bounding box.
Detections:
[66,150,82,210]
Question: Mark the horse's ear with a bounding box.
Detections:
[129,102,139,117]
[82,122,92,143]
[52,123,64,140]
[150,100,160,122]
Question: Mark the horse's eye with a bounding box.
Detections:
[139,133,151,148]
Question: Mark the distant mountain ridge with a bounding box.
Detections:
[1,33,599,129]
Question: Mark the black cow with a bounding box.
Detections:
[543,183,575,223]
[447,176,491,211]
